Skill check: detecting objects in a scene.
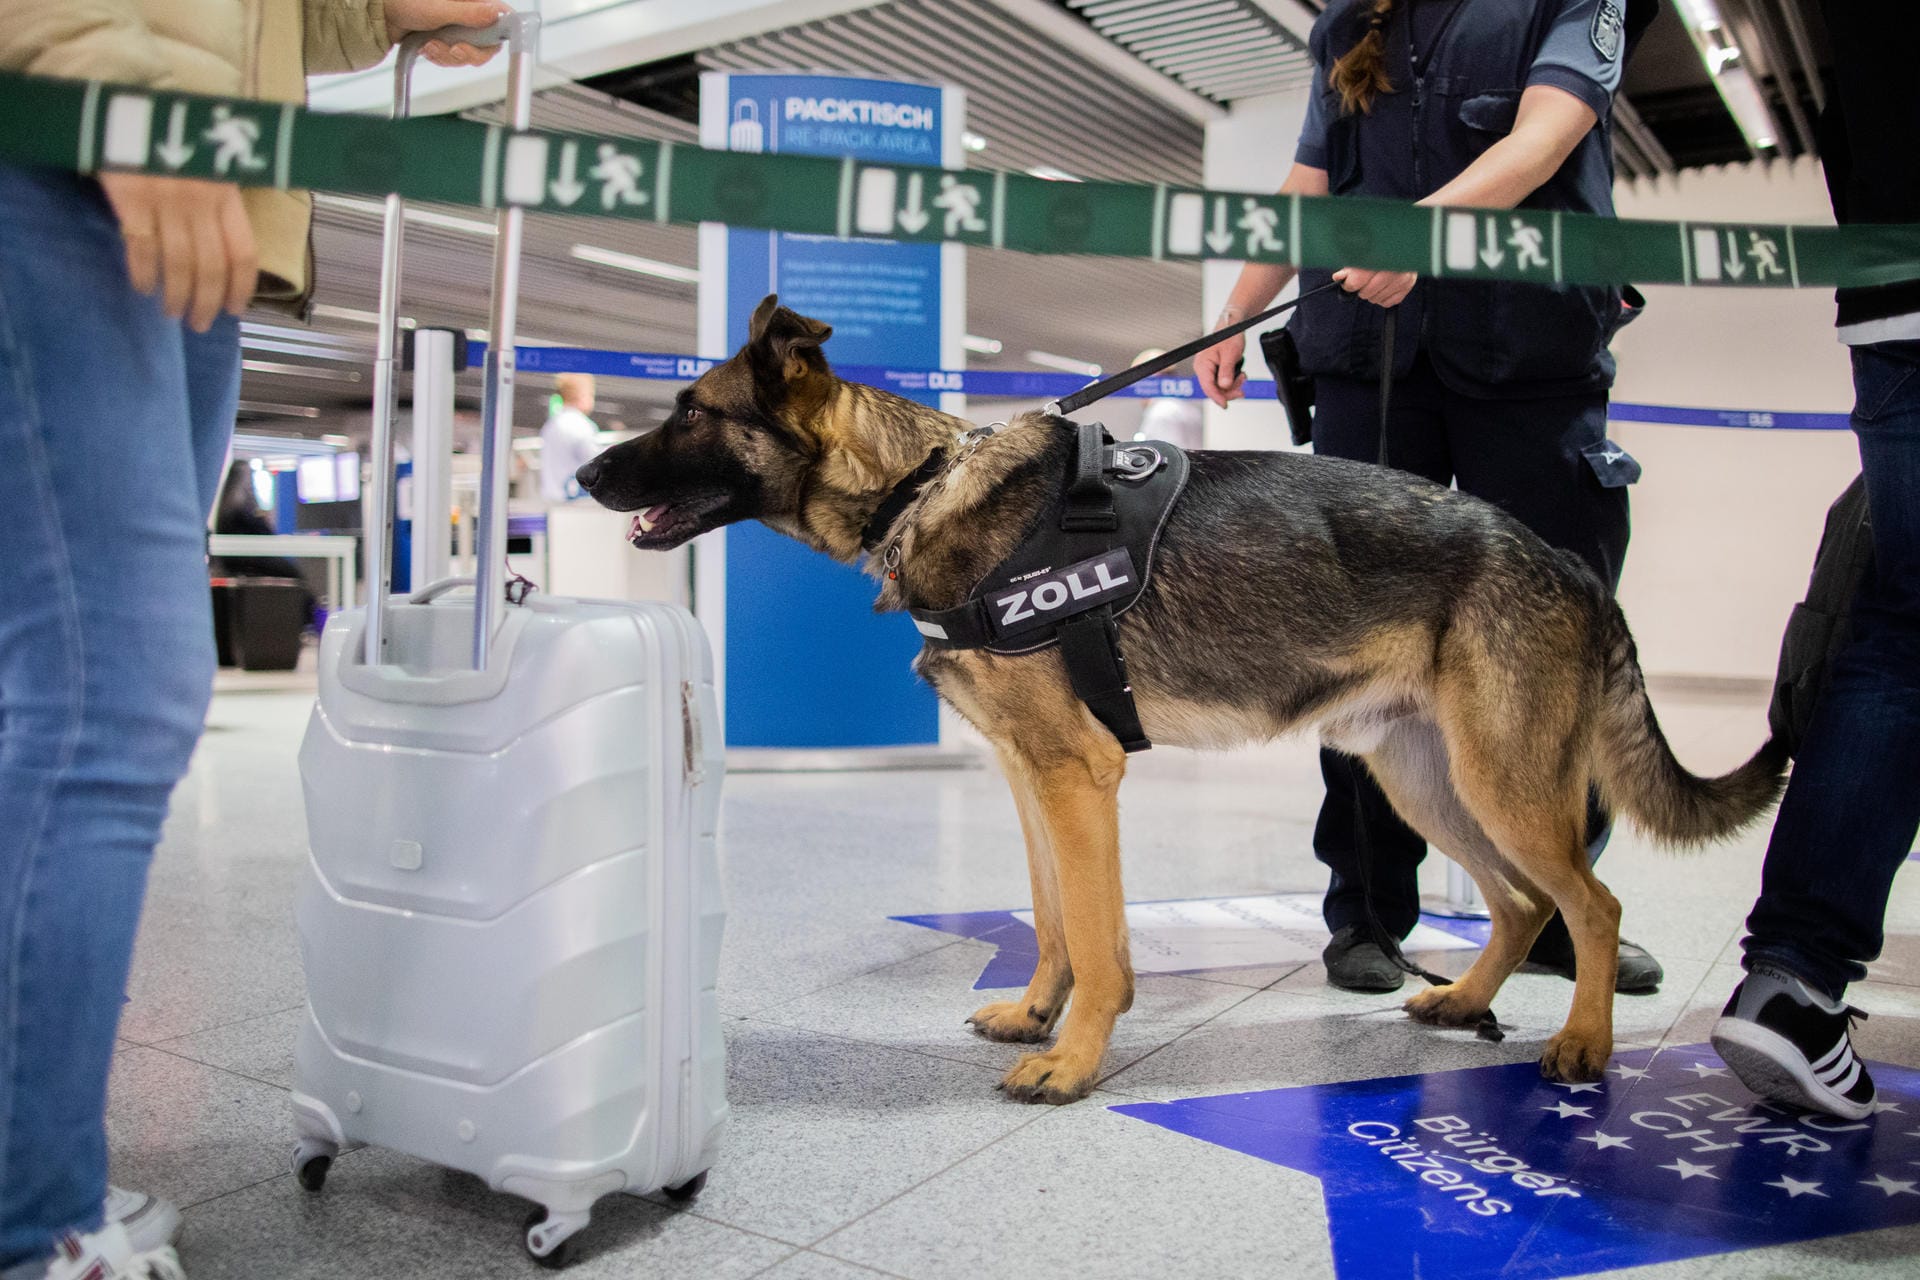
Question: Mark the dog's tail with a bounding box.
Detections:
[1592,602,1789,846]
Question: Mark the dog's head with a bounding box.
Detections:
[575,294,845,552]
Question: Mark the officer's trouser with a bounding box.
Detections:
[1310,351,1630,941]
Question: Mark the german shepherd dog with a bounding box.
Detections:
[577,295,1788,1103]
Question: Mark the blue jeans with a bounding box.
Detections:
[0,165,238,1269]
[1743,339,1920,999]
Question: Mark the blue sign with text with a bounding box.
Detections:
[721,74,944,397]
[1114,1044,1920,1279]
[715,72,948,749]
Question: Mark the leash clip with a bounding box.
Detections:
[1112,445,1163,482]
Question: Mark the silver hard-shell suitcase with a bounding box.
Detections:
[288,19,726,1265]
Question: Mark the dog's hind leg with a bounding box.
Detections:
[1441,722,1621,1083]
[967,752,1074,1044]
[992,730,1132,1105]
[1362,720,1554,1030]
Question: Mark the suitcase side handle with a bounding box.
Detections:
[408,576,477,605]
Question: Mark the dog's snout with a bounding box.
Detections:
[575,456,607,492]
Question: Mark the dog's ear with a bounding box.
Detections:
[746,294,834,393]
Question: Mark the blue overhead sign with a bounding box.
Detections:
[1114,1044,1920,1279]
[718,73,945,396]
[701,71,960,750]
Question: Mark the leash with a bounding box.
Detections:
[1345,304,1503,1041]
[1048,280,1342,418]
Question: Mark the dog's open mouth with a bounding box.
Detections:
[625,492,730,550]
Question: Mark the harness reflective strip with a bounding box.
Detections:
[7,68,1918,288]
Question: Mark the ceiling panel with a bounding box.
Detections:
[252,2,1206,444]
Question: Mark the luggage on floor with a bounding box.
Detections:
[211,577,309,671]
[289,16,726,1267]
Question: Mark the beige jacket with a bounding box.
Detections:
[0,1,396,306]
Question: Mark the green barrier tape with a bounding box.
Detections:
[4,70,1919,290]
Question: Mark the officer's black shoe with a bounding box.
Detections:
[1323,925,1407,993]
[1523,914,1664,993]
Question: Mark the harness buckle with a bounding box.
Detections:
[1111,445,1164,482]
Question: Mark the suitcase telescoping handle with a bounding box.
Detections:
[362,12,542,673]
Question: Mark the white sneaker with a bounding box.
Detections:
[44,1224,185,1280]
[103,1188,179,1257]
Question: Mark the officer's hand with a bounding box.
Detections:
[385,0,513,66]
[100,173,258,332]
[1335,267,1418,309]
[1196,331,1246,407]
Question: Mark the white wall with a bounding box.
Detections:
[1196,99,1858,680]
[1609,158,1856,680]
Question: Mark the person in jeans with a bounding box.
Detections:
[0,5,508,1278]
[1196,0,1664,996]
[1711,0,1920,1121]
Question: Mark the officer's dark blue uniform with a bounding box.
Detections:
[1295,0,1649,973]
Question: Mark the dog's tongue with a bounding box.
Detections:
[629,504,672,541]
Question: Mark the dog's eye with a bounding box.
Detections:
[684,406,702,424]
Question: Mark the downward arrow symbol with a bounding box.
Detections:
[153,103,194,169]
[896,173,929,233]
[1723,230,1746,279]
[1479,218,1505,268]
[549,141,586,206]
[1204,197,1235,254]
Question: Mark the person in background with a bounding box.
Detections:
[540,373,602,504]
[1194,0,1663,997]
[211,461,304,580]
[0,4,508,1278]
[1709,0,1920,1121]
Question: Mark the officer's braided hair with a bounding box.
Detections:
[1330,0,1396,115]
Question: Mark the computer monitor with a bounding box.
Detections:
[298,455,338,504]
[335,451,361,502]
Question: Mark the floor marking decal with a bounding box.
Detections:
[1111,1044,1920,1279]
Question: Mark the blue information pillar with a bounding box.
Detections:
[698,72,965,749]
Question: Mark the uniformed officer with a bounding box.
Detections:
[1195,0,1665,995]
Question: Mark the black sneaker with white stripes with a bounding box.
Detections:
[1711,966,1875,1120]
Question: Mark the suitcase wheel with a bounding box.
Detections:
[523,1207,588,1269]
[662,1171,708,1202]
[292,1138,339,1193]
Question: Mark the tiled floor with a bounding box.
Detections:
[110,676,1920,1278]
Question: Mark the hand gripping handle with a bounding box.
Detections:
[398,17,513,62]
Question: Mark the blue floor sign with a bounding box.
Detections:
[1114,1044,1920,1278]
[894,892,1489,990]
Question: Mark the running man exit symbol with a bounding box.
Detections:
[935,174,985,236]
[203,106,265,175]
[589,144,647,211]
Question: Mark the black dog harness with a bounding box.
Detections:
[863,420,1189,753]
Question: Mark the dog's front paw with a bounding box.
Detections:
[1539,1030,1610,1083]
[967,999,1055,1044]
[1402,984,1489,1028]
[997,1048,1096,1104]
